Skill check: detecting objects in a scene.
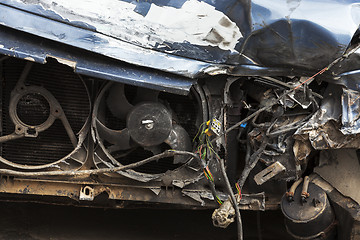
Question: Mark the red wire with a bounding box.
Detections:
[294,67,328,90]
[236,183,242,200]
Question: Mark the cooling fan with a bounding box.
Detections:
[92,82,199,181]
[0,58,91,170]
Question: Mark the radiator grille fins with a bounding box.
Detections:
[1,58,90,166]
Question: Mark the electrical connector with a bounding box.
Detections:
[205,118,222,136]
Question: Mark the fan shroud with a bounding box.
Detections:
[0,58,91,170]
[92,82,204,181]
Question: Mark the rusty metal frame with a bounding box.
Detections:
[0,175,279,210]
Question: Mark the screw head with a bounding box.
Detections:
[142,119,154,130]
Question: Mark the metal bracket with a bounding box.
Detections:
[254,161,286,185]
[79,186,94,201]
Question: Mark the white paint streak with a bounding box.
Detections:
[25,0,242,52]
[144,1,242,50]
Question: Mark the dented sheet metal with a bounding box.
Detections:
[0,2,224,78]
[1,1,360,237]
[341,88,360,135]
[0,25,195,95]
[316,149,360,205]
[294,85,360,152]
[327,47,360,92]
[0,0,359,79]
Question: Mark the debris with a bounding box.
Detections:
[254,161,286,185]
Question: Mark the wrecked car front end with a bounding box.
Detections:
[0,0,359,239]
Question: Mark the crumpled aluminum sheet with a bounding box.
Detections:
[0,0,359,79]
[294,85,360,153]
[341,88,360,134]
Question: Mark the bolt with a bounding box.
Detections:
[142,119,154,130]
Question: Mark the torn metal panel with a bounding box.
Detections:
[325,44,360,92]
[292,140,312,162]
[0,25,195,95]
[171,174,203,189]
[294,85,360,150]
[341,88,360,135]
[0,0,359,79]
[297,120,360,150]
[315,149,360,205]
[1,0,360,238]
[2,0,242,51]
[0,1,235,77]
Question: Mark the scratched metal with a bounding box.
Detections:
[0,0,359,80]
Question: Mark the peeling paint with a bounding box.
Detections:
[24,56,35,62]
[15,0,242,52]
[47,55,76,69]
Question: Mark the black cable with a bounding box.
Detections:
[218,45,360,145]
[0,145,223,208]
[208,178,220,205]
[245,140,251,164]
[237,139,268,188]
[251,113,272,129]
[266,92,318,137]
[219,157,243,240]
[210,89,293,147]
[265,114,312,137]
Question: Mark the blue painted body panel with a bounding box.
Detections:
[0,0,359,91]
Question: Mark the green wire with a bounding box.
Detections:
[204,170,211,180]
[193,122,206,142]
[216,196,223,205]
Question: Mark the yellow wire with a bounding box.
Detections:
[193,122,206,142]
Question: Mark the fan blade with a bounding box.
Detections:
[164,124,192,164]
[95,119,132,150]
[106,83,133,120]
[144,145,162,155]
[134,87,159,104]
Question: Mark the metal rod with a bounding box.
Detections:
[219,158,243,240]
[16,62,33,88]
[286,177,303,202]
[59,114,77,148]
[0,133,24,143]
[0,150,200,177]
[301,176,310,203]
[237,139,268,188]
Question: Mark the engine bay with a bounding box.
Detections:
[0,54,358,239]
